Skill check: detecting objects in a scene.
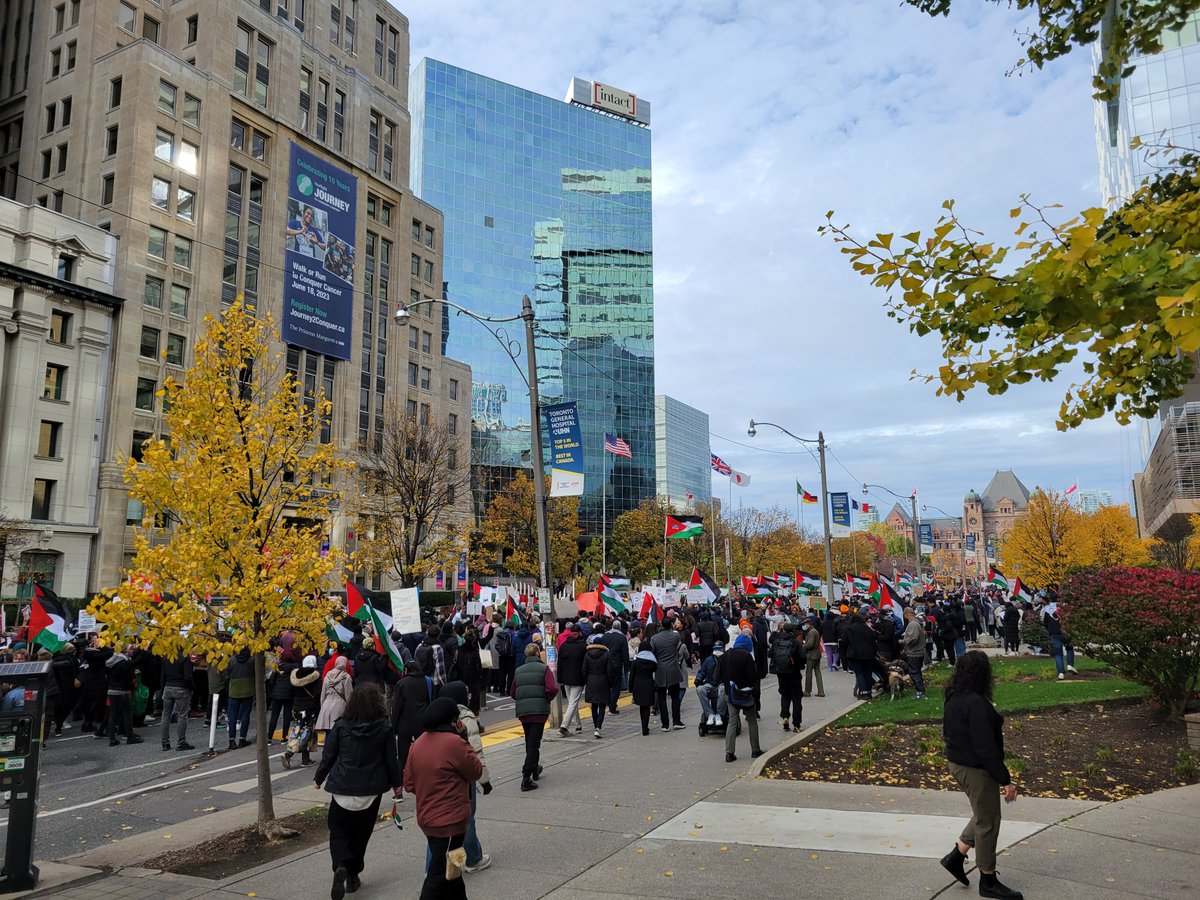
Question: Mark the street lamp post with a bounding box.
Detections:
[863,483,921,589]
[747,420,835,611]
[396,295,552,599]
[924,502,967,590]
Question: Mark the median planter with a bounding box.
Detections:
[1187,712,1200,751]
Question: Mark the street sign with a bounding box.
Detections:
[537,588,552,614]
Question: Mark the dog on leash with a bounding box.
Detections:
[885,660,913,701]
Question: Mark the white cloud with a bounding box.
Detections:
[398,0,1136,514]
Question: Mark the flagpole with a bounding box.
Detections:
[711,497,718,576]
[662,495,669,586]
[601,444,608,574]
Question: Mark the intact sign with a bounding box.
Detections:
[592,81,637,118]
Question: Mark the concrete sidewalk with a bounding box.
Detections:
[25,672,1200,899]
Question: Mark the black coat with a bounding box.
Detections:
[943,690,1011,786]
[768,632,799,675]
[821,614,839,643]
[458,639,483,687]
[78,646,112,693]
[581,644,614,704]
[314,717,402,795]
[50,653,78,696]
[390,671,433,739]
[599,630,629,674]
[290,667,321,716]
[628,655,657,707]
[696,619,720,648]
[354,647,397,687]
[844,620,878,662]
[556,635,587,686]
[269,662,296,701]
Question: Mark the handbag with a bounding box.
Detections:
[727,681,755,709]
[478,647,494,670]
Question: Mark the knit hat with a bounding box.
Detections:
[421,696,460,731]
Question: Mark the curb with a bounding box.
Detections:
[747,695,867,778]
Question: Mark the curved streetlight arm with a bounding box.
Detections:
[862,483,923,588]
[396,296,527,325]
[747,419,819,444]
[398,296,529,389]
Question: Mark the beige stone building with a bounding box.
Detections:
[0,0,470,594]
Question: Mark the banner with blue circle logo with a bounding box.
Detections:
[284,143,357,359]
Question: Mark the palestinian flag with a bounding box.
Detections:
[878,581,898,610]
[1012,577,1033,603]
[688,567,720,604]
[665,515,704,539]
[325,612,360,646]
[345,582,403,674]
[987,567,1009,591]
[639,591,661,624]
[504,593,524,627]
[473,582,499,604]
[849,574,871,592]
[897,571,915,591]
[30,583,70,653]
[794,570,823,594]
[598,573,629,613]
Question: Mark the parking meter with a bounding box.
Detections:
[0,660,51,893]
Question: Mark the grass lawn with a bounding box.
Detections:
[835,655,1148,727]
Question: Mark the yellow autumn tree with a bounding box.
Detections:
[478,471,580,583]
[1071,504,1154,569]
[89,302,348,837]
[998,489,1080,588]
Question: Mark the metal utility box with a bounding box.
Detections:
[0,660,51,893]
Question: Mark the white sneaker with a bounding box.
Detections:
[713,716,723,726]
[1057,673,1065,680]
[594,729,602,739]
[1067,665,1078,674]
[463,853,491,874]
[706,714,715,726]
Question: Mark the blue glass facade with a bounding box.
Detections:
[410,59,656,534]
[655,395,711,511]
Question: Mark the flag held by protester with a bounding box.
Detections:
[30,583,70,653]
[688,567,720,604]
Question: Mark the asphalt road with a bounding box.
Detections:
[2,690,521,861]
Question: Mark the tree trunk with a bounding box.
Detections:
[252,650,296,839]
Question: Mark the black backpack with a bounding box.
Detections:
[769,636,794,674]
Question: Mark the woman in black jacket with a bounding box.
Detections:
[266,650,296,746]
[283,655,321,768]
[314,683,403,900]
[581,637,613,739]
[628,649,657,736]
[843,615,878,699]
[940,651,1022,900]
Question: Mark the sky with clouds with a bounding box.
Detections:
[399,0,1138,519]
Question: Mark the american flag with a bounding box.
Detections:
[604,432,632,458]
[710,453,732,475]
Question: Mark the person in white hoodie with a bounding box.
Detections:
[438,680,493,875]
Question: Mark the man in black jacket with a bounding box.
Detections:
[104,648,142,745]
[696,614,719,662]
[597,620,628,715]
[159,651,195,751]
[556,624,586,736]
[719,634,763,763]
[79,640,112,734]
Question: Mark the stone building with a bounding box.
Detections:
[0,0,471,593]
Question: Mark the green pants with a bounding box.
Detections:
[948,761,1002,873]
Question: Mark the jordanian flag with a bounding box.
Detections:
[688,567,720,604]
[1012,577,1033,603]
[665,515,704,539]
[345,582,404,675]
[598,573,629,613]
[31,583,70,653]
[987,567,1009,591]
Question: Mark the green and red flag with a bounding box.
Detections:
[1012,577,1033,602]
[598,573,629,613]
[987,567,1009,591]
[665,515,704,539]
[30,583,70,653]
[687,567,720,604]
[345,582,403,675]
[794,570,823,594]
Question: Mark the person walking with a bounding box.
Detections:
[1001,602,1021,656]
[555,623,586,737]
[902,608,928,700]
[315,655,354,738]
[226,647,255,749]
[49,643,78,735]
[844,614,878,700]
[821,610,841,672]
[597,619,629,715]
[628,647,658,736]
[404,696,483,900]
[719,634,762,763]
[801,617,825,698]
[581,634,614,739]
[104,646,143,745]
[649,617,687,731]
[159,650,195,750]
[769,622,803,732]
[511,642,557,791]
[438,681,493,874]
[1042,602,1077,680]
[390,658,434,799]
[314,683,403,900]
[940,651,1023,900]
[283,655,321,768]
[266,649,296,747]
[78,638,111,734]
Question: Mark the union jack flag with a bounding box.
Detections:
[711,453,732,476]
[604,432,632,458]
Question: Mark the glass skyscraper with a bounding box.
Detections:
[410,60,656,534]
[655,395,711,512]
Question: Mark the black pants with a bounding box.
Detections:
[1004,634,1020,653]
[468,680,483,716]
[498,656,516,694]
[78,690,106,731]
[106,692,133,740]
[521,721,543,777]
[53,691,77,731]
[777,672,803,723]
[638,705,652,733]
[591,703,606,731]
[943,638,957,665]
[656,685,682,729]
[268,699,292,742]
[421,833,467,900]
[328,795,382,877]
[906,655,926,695]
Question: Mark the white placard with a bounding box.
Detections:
[77,612,97,632]
[466,601,482,617]
[537,588,552,614]
[390,588,422,635]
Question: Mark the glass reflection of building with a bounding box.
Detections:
[410,60,656,534]
[655,396,712,512]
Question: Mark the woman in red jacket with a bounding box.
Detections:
[404,696,483,899]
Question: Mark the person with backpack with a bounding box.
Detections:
[415,626,449,688]
[719,634,762,763]
[492,617,515,694]
[696,613,720,662]
[801,617,825,698]
[390,658,435,798]
[768,622,803,733]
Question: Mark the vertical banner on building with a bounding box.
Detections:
[986,541,996,562]
[456,552,467,590]
[966,534,976,552]
[283,143,357,360]
[919,523,934,555]
[544,401,585,496]
[436,567,444,590]
[830,492,851,537]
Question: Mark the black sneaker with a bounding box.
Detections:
[725,752,737,762]
[346,874,361,894]
[331,864,348,900]
[162,743,171,751]
[126,735,144,745]
[237,739,251,748]
[750,749,764,759]
[176,742,195,751]
[520,777,538,792]
[533,765,543,781]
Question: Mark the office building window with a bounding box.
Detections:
[105,125,118,156]
[60,97,72,128]
[424,226,435,249]
[130,430,152,463]
[186,15,199,45]
[251,131,266,160]
[49,309,71,342]
[183,94,200,127]
[56,254,75,281]
[293,0,306,32]
[154,127,173,162]
[56,144,68,174]
[374,17,386,77]
[151,176,170,210]
[109,77,122,109]
[342,1,356,52]
[170,283,189,317]
[368,111,379,171]
[419,367,430,390]
[406,399,417,418]
[254,35,271,106]
[31,480,55,521]
[166,333,185,366]
[410,253,420,277]
[50,49,62,79]
[142,17,159,43]
[179,140,198,175]
[333,90,345,151]
[382,119,394,180]
[101,173,115,205]
[448,413,458,435]
[316,78,328,141]
[235,24,251,97]
[173,235,192,269]
[45,104,56,134]
[421,331,431,354]
[299,68,311,131]
[158,80,177,114]
[407,362,417,386]
[380,202,392,226]
[423,260,433,283]
[38,421,61,458]
[177,186,195,221]
[230,119,247,151]
[144,276,164,309]
[408,325,419,349]
[44,364,66,400]
[449,378,458,401]
[387,24,398,85]
[140,326,161,359]
[419,403,430,425]
[136,377,156,411]
[147,225,167,259]
[411,219,421,242]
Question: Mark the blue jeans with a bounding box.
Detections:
[427,782,482,869]
[1050,635,1075,675]
[696,683,728,720]
[226,696,252,743]
[954,638,966,659]
[906,656,926,695]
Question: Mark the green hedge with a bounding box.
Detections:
[419,590,457,608]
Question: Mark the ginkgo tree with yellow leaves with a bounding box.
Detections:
[89,302,349,837]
